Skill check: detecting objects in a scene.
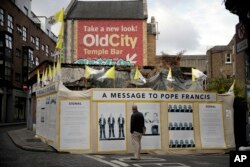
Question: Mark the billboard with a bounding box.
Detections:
[76,20,143,66]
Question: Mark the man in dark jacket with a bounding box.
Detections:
[130,105,145,160]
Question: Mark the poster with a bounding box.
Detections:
[47,94,57,141]
[60,100,90,150]
[199,103,226,148]
[135,102,161,150]
[97,103,126,152]
[168,103,195,148]
[76,20,143,66]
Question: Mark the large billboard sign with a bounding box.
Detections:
[76,20,143,66]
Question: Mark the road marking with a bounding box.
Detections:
[84,155,121,167]
[94,155,106,159]
[118,156,166,162]
[133,163,190,167]
[111,160,130,167]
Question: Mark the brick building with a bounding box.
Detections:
[0,0,56,123]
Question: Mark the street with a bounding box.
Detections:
[0,125,229,167]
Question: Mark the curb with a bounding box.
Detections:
[0,122,26,127]
[7,129,55,152]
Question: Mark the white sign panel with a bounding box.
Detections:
[60,100,90,150]
[168,103,195,148]
[136,102,161,150]
[199,103,226,148]
[97,103,126,152]
[92,90,217,102]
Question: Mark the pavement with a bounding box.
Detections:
[2,123,56,152]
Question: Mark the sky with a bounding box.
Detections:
[32,0,239,55]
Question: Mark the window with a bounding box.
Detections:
[35,37,39,50]
[225,53,232,64]
[45,45,49,56]
[0,8,4,26]
[5,34,12,49]
[28,49,34,70]
[41,44,45,51]
[5,61,12,81]
[22,27,27,41]
[16,25,22,35]
[16,49,21,57]
[35,57,39,66]
[30,36,35,44]
[7,15,13,33]
[15,72,21,82]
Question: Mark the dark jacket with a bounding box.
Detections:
[130,111,145,133]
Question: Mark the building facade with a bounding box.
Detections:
[63,0,157,66]
[0,0,56,123]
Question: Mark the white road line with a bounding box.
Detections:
[94,155,106,159]
[133,163,190,167]
[84,155,120,167]
[118,156,166,162]
[111,160,130,167]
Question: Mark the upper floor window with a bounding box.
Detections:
[16,25,22,35]
[35,37,40,50]
[45,45,49,56]
[5,34,12,49]
[15,72,21,82]
[225,53,232,64]
[22,27,27,41]
[41,44,45,51]
[28,49,34,69]
[16,48,21,57]
[0,8,4,26]
[30,36,35,44]
[7,15,13,34]
[35,57,39,66]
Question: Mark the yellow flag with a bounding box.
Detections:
[37,70,40,85]
[42,69,45,85]
[53,62,56,78]
[228,80,235,94]
[192,68,206,81]
[99,66,115,79]
[134,67,146,83]
[55,8,64,22]
[44,68,48,81]
[167,68,174,82]
[48,65,52,79]
[134,67,140,80]
[56,23,64,49]
[49,8,64,23]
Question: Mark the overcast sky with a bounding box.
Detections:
[32,0,238,55]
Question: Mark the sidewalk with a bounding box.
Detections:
[8,128,55,152]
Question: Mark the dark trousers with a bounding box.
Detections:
[109,124,115,138]
[119,124,124,138]
[100,125,106,139]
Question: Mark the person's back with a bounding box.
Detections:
[130,105,145,160]
[130,111,144,134]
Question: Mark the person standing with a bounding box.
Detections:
[108,113,115,138]
[130,105,145,160]
[99,114,106,139]
[118,114,125,138]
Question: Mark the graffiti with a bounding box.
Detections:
[74,58,133,66]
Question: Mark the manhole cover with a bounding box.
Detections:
[26,139,41,142]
